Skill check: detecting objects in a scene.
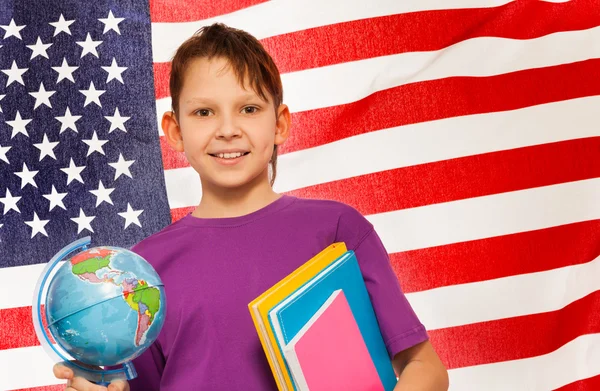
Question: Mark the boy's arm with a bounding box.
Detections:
[392,340,449,390]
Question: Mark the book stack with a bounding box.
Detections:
[248,243,397,391]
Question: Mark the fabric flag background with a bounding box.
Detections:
[0,0,599,390]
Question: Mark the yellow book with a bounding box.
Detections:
[248,242,347,391]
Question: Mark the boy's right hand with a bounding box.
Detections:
[53,363,130,391]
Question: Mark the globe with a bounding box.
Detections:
[44,244,166,367]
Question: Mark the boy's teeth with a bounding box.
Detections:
[217,152,244,159]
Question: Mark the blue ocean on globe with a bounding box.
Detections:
[45,246,166,366]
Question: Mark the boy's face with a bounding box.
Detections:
[164,57,290,193]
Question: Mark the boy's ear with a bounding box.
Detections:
[162,111,184,152]
[274,104,291,146]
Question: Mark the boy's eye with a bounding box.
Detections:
[194,109,212,117]
[242,106,259,114]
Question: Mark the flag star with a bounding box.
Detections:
[49,14,75,36]
[76,33,102,58]
[0,19,26,40]
[0,94,4,112]
[71,208,95,234]
[80,81,105,107]
[118,203,143,229]
[1,60,28,86]
[55,107,82,134]
[29,83,56,109]
[0,188,21,214]
[109,153,134,180]
[43,185,68,211]
[60,158,86,185]
[25,212,50,238]
[15,163,39,189]
[99,10,125,35]
[90,180,115,207]
[82,131,108,156]
[52,58,78,83]
[102,58,127,84]
[6,111,32,139]
[26,37,52,60]
[0,144,10,163]
[33,134,59,161]
[105,107,130,133]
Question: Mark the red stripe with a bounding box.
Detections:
[152,0,600,99]
[554,374,600,390]
[430,289,600,369]
[149,0,267,23]
[159,58,600,170]
[11,386,63,391]
[289,138,600,216]
[392,219,600,293]
[0,305,53,350]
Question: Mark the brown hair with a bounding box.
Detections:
[169,23,283,186]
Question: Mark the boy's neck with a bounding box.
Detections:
[192,180,281,219]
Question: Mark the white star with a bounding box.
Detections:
[29,83,56,109]
[0,94,4,112]
[25,212,50,238]
[15,163,39,189]
[98,10,125,35]
[60,158,86,185]
[1,60,28,86]
[90,180,115,207]
[6,111,32,139]
[118,203,143,229]
[52,58,78,83]
[82,131,108,156]
[71,208,95,234]
[105,107,130,133]
[101,58,127,84]
[76,33,102,58]
[108,153,134,180]
[55,107,82,134]
[33,134,59,161]
[0,144,10,164]
[0,188,21,214]
[79,81,105,107]
[0,19,26,40]
[43,185,68,211]
[26,37,52,60]
[49,14,74,36]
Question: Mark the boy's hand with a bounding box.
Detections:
[53,363,130,391]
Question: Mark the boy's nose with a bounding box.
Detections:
[216,121,242,139]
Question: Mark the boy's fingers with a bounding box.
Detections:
[52,363,73,379]
[108,380,130,391]
[68,376,108,391]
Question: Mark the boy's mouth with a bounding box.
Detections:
[209,152,250,159]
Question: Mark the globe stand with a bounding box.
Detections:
[32,236,137,386]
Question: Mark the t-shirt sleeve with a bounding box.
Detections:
[335,206,429,359]
[127,340,164,391]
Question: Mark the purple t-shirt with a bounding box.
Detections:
[128,195,428,390]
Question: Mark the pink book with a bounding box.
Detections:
[282,289,385,391]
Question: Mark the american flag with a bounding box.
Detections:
[1,0,599,390]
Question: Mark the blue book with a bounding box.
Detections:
[268,251,397,391]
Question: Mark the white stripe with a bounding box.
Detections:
[448,333,600,391]
[0,346,60,391]
[408,254,600,330]
[370,177,600,253]
[151,0,513,63]
[164,95,600,209]
[153,25,600,133]
[3,177,600,311]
